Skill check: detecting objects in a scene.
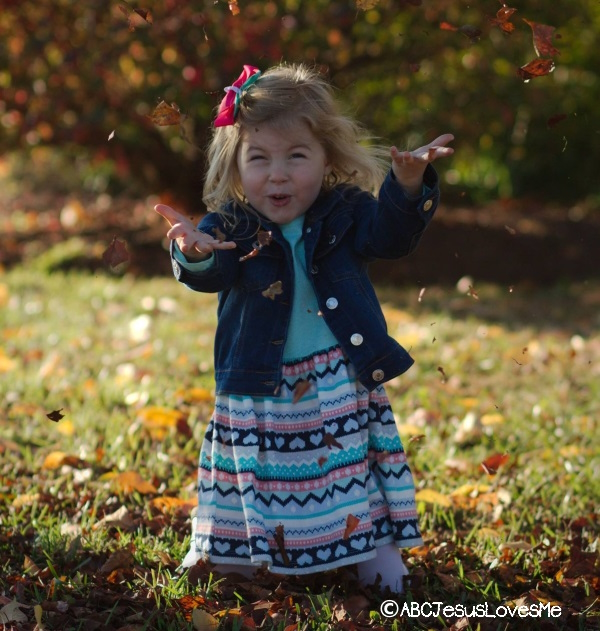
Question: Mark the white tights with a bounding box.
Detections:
[210,543,408,593]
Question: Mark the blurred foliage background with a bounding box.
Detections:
[1,0,599,209]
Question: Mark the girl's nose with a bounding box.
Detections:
[268,162,289,182]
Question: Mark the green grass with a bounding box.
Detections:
[0,266,598,630]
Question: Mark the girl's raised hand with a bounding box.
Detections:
[154,204,236,260]
[391,133,454,196]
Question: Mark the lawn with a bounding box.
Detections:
[0,263,598,631]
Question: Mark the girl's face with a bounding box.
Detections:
[236,121,331,225]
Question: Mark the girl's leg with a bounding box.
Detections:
[356,543,409,592]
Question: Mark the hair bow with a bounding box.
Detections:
[214,65,261,127]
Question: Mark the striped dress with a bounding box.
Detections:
[182,216,422,573]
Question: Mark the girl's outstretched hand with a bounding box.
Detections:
[391,133,454,196]
[154,204,236,260]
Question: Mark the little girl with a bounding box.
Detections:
[156,63,453,592]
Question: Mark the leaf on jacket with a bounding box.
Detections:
[212,227,226,243]
[239,230,272,262]
[274,525,290,565]
[323,433,343,450]
[343,514,360,539]
[261,281,283,300]
[292,379,311,403]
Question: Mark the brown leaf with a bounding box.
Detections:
[149,100,183,127]
[292,379,311,403]
[356,0,379,10]
[46,408,64,422]
[323,433,343,450]
[480,452,510,475]
[489,4,517,33]
[228,0,240,16]
[274,525,290,566]
[113,471,158,495]
[343,514,360,539]
[102,237,130,269]
[212,227,226,243]
[100,549,134,574]
[262,281,283,301]
[517,58,555,81]
[523,19,560,57]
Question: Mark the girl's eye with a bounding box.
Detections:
[248,155,266,161]
[290,153,307,159]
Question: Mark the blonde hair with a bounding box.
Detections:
[202,63,389,215]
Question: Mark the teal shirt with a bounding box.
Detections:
[278,216,337,360]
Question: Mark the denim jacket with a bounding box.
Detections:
[171,165,439,395]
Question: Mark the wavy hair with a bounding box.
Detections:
[202,64,389,216]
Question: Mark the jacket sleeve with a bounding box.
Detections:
[353,163,440,260]
[169,214,240,293]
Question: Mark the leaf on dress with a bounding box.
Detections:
[239,230,272,262]
[292,379,311,403]
[212,227,226,243]
[274,525,290,566]
[343,514,360,539]
[323,433,343,450]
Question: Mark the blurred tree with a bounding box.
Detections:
[1,0,598,206]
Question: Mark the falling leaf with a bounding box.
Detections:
[292,379,311,403]
[119,3,153,31]
[440,21,481,43]
[517,58,555,81]
[547,113,567,128]
[467,284,479,300]
[415,489,452,507]
[274,525,290,565]
[108,130,115,141]
[481,452,510,475]
[102,237,130,269]
[46,408,64,422]
[356,0,379,10]
[437,366,448,381]
[504,224,517,235]
[149,100,183,126]
[262,281,283,300]
[523,19,560,58]
[418,287,426,302]
[489,4,517,33]
[343,514,360,539]
[228,0,240,16]
[323,433,343,450]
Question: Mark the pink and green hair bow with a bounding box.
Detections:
[214,65,262,127]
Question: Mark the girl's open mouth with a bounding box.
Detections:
[269,194,291,206]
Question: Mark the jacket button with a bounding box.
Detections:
[350,333,363,346]
[326,297,338,309]
[306,227,312,234]
[372,369,385,381]
[311,265,319,274]
[423,199,433,212]
[328,234,336,244]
